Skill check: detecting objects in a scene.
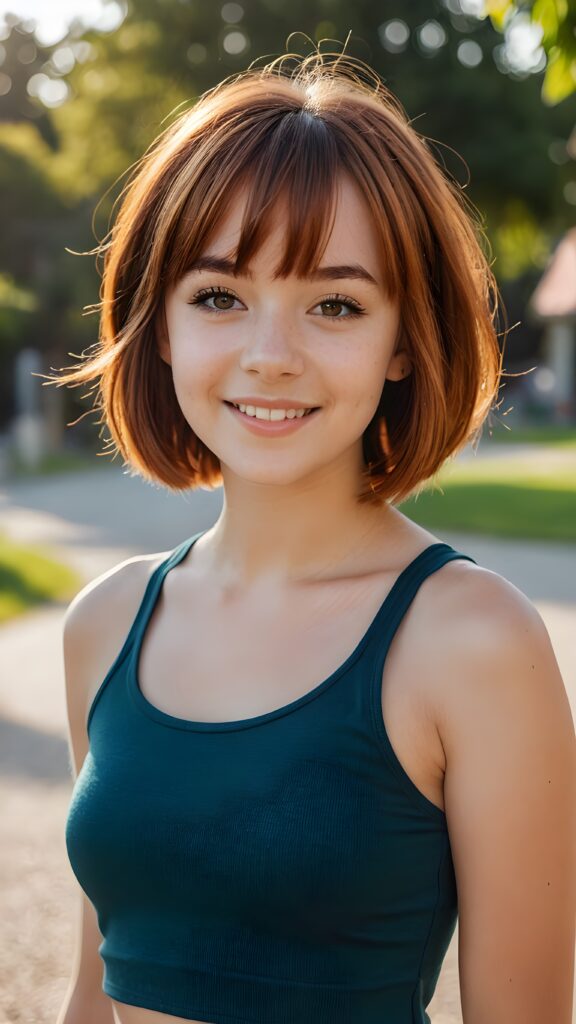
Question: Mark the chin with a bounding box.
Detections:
[219,459,320,489]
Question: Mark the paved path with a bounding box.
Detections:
[0,466,574,1023]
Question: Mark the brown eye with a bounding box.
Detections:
[314,294,366,320]
[321,300,345,317]
[188,287,241,313]
[212,293,235,310]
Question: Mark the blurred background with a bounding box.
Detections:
[0,2,575,1022]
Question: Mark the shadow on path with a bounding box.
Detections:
[0,713,71,785]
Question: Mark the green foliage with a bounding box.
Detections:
[533,0,568,47]
[0,273,36,312]
[543,44,576,104]
[486,1,512,31]
[487,0,576,102]
[491,200,552,279]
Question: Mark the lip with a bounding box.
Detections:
[224,401,320,436]
[225,397,319,410]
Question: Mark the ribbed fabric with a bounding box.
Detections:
[65,532,476,1024]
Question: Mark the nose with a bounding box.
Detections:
[238,316,304,380]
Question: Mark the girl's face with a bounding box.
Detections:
[160,174,407,492]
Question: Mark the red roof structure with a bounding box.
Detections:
[530,228,576,320]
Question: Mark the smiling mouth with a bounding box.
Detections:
[224,401,319,422]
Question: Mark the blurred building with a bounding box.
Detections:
[528,228,576,422]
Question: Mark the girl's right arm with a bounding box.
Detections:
[55,553,167,1023]
[55,894,115,1024]
[55,575,119,1024]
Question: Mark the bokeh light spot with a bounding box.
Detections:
[52,46,76,74]
[457,39,483,67]
[378,19,410,53]
[94,1,126,33]
[221,2,244,23]
[187,43,207,64]
[418,20,447,52]
[223,29,249,55]
[534,368,555,393]
[32,19,69,47]
[548,140,569,166]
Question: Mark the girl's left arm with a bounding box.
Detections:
[437,572,576,1024]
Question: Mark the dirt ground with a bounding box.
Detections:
[0,465,574,1024]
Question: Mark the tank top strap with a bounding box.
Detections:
[128,530,207,654]
[351,541,478,823]
[364,542,477,661]
[356,540,477,692]
[85,531,207,736]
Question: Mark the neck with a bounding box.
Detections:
[195,456,404,587]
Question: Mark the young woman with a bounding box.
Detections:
[55,48,575,1024]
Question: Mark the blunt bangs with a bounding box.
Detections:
[164,103,399,301]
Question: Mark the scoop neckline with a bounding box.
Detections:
[127,532,451,733]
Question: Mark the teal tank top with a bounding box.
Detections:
[65,531,476,1023]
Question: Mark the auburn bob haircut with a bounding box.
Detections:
[50,47,504,506]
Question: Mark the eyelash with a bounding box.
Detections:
[187,285,366,320]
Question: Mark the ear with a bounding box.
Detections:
[155,305,172,366]
[385,349,412,382]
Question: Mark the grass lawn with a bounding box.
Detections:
[0,535,82,624]
[479,424,576,448]
[10,449,114,478]
[401,459,576,542]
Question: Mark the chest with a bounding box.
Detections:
[134,572,446,812]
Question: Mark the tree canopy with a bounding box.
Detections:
[487,0,576,103]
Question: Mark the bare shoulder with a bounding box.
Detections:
[410,556,572,745]
[393,552,575,781]
[62,548,172,740]
[416,557,568,721]
[64,548,171,644]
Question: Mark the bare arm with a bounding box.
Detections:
[435,572,576,1023]
[55,896,115,1024]
[55,553,165,1023]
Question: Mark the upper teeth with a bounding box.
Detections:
[233,403,313,421]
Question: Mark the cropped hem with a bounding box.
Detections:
[105,980,259,1023]
[102,964,420,1023]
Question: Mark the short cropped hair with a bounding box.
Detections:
[51,49,504,506]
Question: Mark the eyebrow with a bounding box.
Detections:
[182,255,378,286]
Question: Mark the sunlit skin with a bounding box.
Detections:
[159,174,414,587]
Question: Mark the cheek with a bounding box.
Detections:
[167,360,219,447]
[168,332,224,399]
[341,348,388,409]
